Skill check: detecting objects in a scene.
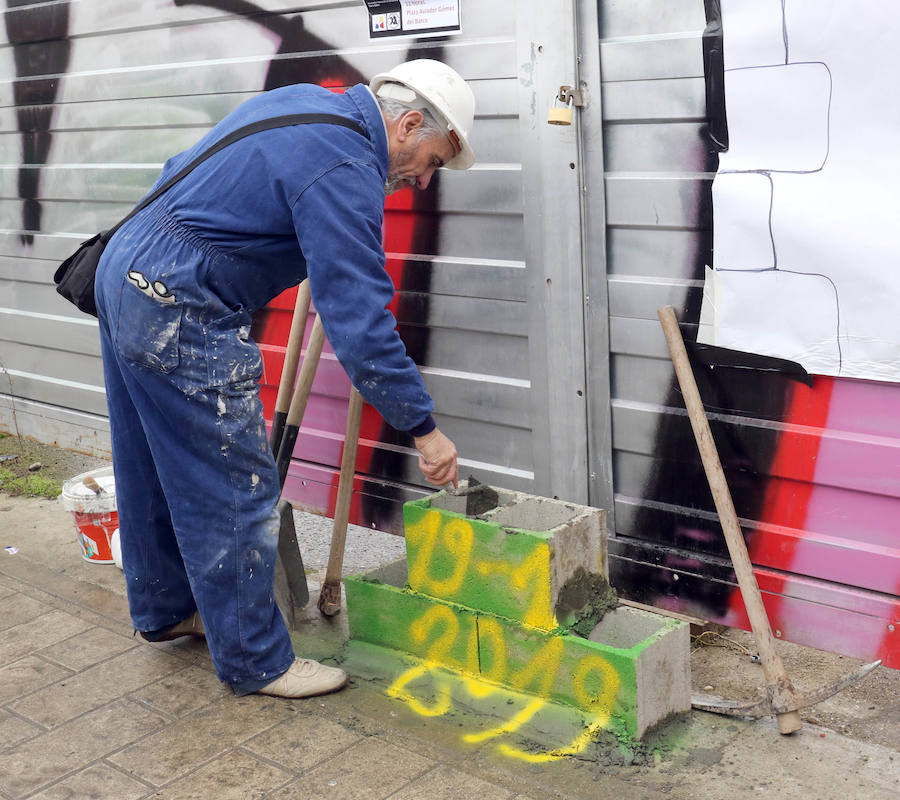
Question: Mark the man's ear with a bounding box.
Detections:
[397,109,424,142]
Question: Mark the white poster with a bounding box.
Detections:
[698,1,900,382]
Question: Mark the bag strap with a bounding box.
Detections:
[104,113,367,241]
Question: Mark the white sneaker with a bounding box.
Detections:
[255,658,348,698]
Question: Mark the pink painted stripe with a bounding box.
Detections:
[788,379,900,659]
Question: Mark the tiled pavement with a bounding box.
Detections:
[3,500,899,800]
[0,559,539,800]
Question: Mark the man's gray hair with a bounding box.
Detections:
[376,96,445,141]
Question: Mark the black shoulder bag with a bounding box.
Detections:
[53,113,367,317]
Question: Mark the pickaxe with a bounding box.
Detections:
[658,305,881,735]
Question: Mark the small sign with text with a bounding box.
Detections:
[365,0,461,40]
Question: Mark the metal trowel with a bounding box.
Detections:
[444,475,499,516]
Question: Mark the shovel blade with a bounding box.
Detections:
[274,498,309,630]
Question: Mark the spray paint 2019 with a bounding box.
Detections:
[346,506,639,762]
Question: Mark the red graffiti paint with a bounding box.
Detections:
[723,375,899,668]
[337,194,429,525]
[723,377,833,631]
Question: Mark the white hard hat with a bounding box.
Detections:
[370,59,475,170]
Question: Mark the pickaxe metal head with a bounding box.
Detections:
[692,659,882,718]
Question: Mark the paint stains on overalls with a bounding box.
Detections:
[94,202,294,693]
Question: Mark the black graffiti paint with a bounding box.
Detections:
[5,0,72,245]
[610,347,796,616]
[6,0,370,243]
[703,0,728,153]
[611,2,793,615]
[173,0,367,90]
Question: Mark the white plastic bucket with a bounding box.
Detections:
[60,466,118,564]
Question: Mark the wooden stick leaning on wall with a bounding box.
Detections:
[657,304,803,735]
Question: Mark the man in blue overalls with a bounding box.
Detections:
[94,60,475,698]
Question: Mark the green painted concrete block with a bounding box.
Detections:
[344,560,479,675]
[403,500,555,631]
[484,614,636,737]
[347,482,688,743]
[585,605,692,738]
[342,639,613,764]
[487,606,691,739]
[345,559,690,739]
[404,487,607,632]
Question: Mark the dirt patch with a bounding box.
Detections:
[689,625,900,752]
[0,433,109,498]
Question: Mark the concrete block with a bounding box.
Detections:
[484,614,636,738]
[344,560,479,675]
[345,561,691,740]
[485,605,690,739]
[588,606,692,739]
[404,487,606,631]
[341,640,609,765]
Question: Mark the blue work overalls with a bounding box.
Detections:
[94,84,435,693]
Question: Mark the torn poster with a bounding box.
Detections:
[697,0,900,382]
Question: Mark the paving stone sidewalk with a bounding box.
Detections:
[0,554,543,800]
[1,497,898,800]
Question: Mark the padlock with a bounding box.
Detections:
[547,95,574,125]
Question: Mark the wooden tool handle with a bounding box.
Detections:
[323,388,364,590]
[284,315,326,429]
[82,476,103,495]
[274,281,311,417]
[274,315,327,489]
[658,305,802,734]
[269,281,311,454]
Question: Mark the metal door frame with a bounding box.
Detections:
[516,0,613,517]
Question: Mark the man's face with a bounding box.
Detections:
[385,115,457,196]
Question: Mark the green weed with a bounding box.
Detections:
[0,467,62,499]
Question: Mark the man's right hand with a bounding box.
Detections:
[414,428,458,487]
